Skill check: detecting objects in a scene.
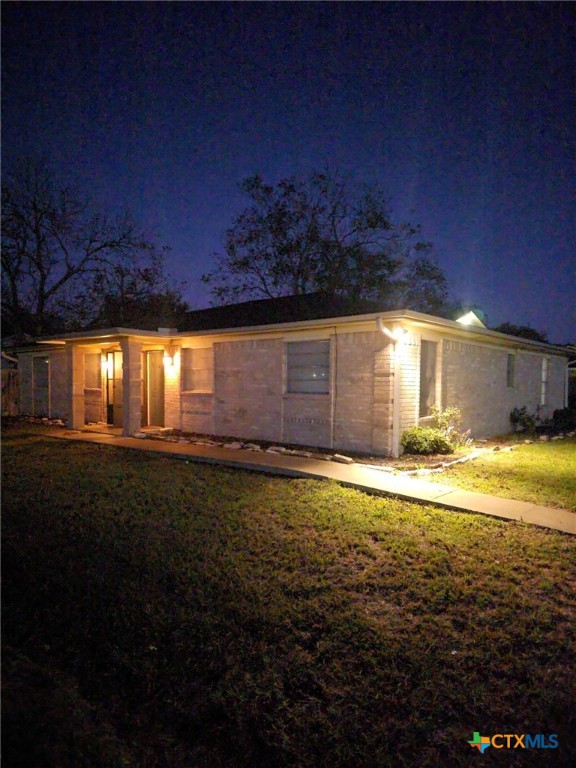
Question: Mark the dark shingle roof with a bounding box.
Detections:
[179,293,384,332]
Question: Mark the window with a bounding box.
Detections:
[506,354,515,388]
[286,340,330,394]
[85,353,101,388]
[541,357,548,406]
[182,347,213,391]
[419,340,437,417]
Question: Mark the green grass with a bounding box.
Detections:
[429,439,576,511]
[2,426,576,767]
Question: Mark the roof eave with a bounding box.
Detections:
[28,311,568,356]
[35,327,179,345]
[178,308,569,355]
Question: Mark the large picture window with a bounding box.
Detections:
[182,348,213,392]
[286,340,330,394]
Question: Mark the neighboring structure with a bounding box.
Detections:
[14,294,570,457]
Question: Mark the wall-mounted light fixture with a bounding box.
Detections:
[163,344,177,367]
[376,317,406,342]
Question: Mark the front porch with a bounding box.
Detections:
[39,329,181,436]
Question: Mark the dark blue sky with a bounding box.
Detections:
[3,1,575,342]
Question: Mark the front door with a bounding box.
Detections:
[106,351,123,426]
[143,350,164,427]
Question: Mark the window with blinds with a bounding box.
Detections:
[286,340,330,394]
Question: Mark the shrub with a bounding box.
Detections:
[401,426,454,455]
[510,406,537,433]
[429,404,472,448]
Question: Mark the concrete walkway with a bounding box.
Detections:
[52,429,575,535]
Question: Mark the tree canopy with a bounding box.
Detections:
[492,322,548,343]
[1,158,187,337]
[202,171,449,314]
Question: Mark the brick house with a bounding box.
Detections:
[15,294,570,457]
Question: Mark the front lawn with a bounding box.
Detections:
[2,428,576,767]
[428,439,576,512]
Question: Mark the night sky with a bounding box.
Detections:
[3,1,575,342]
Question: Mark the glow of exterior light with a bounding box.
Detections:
[456,311,476,326]
[106,356,114,377]
[456,311,486,328]
[163,347,180,378]
[376,317,405,342]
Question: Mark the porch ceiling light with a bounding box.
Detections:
[376,317,405,342]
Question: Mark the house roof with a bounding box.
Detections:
[178,292,383,331]
[23,292,569,357]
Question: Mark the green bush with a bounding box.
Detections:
[429,404,471,448]
[401,426,454,455]
[510,406,537,433]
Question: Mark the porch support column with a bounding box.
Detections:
[120,338,142,436]
[391,339,402,458]
[66,344,85,429]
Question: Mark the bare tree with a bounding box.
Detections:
[1,158,184,336]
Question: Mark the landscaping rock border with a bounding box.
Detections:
[9,417,575,477]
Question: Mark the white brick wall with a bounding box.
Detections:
[371,339,394,455]
[214,339,284,441]
[181,393,214,434]
[399,333,420,434]
[442,340,566,437]
[333,331,392,453]
[16,326,568,454]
